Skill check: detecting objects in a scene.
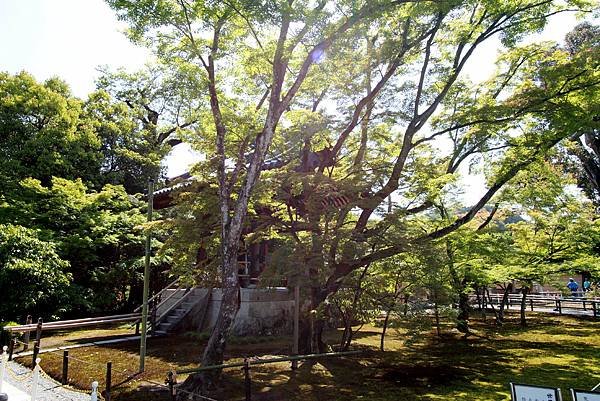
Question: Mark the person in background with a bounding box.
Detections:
[567,278,579,297]
[583,278,591,292]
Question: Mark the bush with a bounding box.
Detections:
[0,224,72,321]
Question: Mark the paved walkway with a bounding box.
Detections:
[3,360,90,401]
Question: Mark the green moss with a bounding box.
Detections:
[19,313,600,401]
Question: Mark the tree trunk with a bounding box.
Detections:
[314,313,327,353]
[520,286,529,327]
[298,315,312,354]
[497,284,512,325]
[456,289,470,335]
[338,264,369,351]
[403,294,410,316]
[176,252,240,397]
[434,300,441,338]
[485,288,500,323]
[339,310,352,351]
[380,309,391,352]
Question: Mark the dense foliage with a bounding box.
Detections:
[0,72,173,322]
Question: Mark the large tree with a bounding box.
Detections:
[93,64,206,193]
[559,22,600,204]
[107,0,599,394]
[0,72,101,188]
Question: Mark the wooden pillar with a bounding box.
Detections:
[292,285,300,370]
[139,179,154,373]
[34,318,43,346]
[22,315,32,351]
[243,359,251,401]
[62,350,69,385]
[105,361,112,401]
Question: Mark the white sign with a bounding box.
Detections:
[571,389,600,401]
[510,383,562,401]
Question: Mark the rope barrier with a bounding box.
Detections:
[22,343,139,399]
[5,365,29,383]
[4,350,105,401]
[65,355,102,367]
[173,385,218,401]
[143,378,218,401]
[38,362,105,401]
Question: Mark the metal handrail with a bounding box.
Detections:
[155,287,195,324]
[132,284,189,328]
[134,277,181,313]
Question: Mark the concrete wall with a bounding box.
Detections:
[203,288,294,336]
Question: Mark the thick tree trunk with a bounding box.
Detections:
[456,289,470,335]
[176,252,240,398]
[298,315,312,354]
[314,318,327,353]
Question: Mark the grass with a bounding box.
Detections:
[15,312,600,401]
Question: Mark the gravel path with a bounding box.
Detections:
[5,360,91,401]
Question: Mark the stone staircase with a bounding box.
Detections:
[153,288,210,336]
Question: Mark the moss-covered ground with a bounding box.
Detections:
[15,312,600,401]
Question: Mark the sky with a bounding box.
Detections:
[0,1,595,200]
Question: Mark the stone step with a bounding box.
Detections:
[157,323,171,330]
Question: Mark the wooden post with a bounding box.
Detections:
[105,361,112,401]
[35,317,43,344]
[243,358,251,401]
[7,338,14,361]
[292,285,300,370]
[22,315,32,351]
[35,318,43,342]
[593,301,597,318]
[62,350,69,385]
[166,371,176,401]
[150,301,157,336]
[558,299,562,315]
[32,342,40,367]
[139,179,154,373]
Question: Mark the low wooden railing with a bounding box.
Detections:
[471,293,600,317]
[4,313,142,334]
